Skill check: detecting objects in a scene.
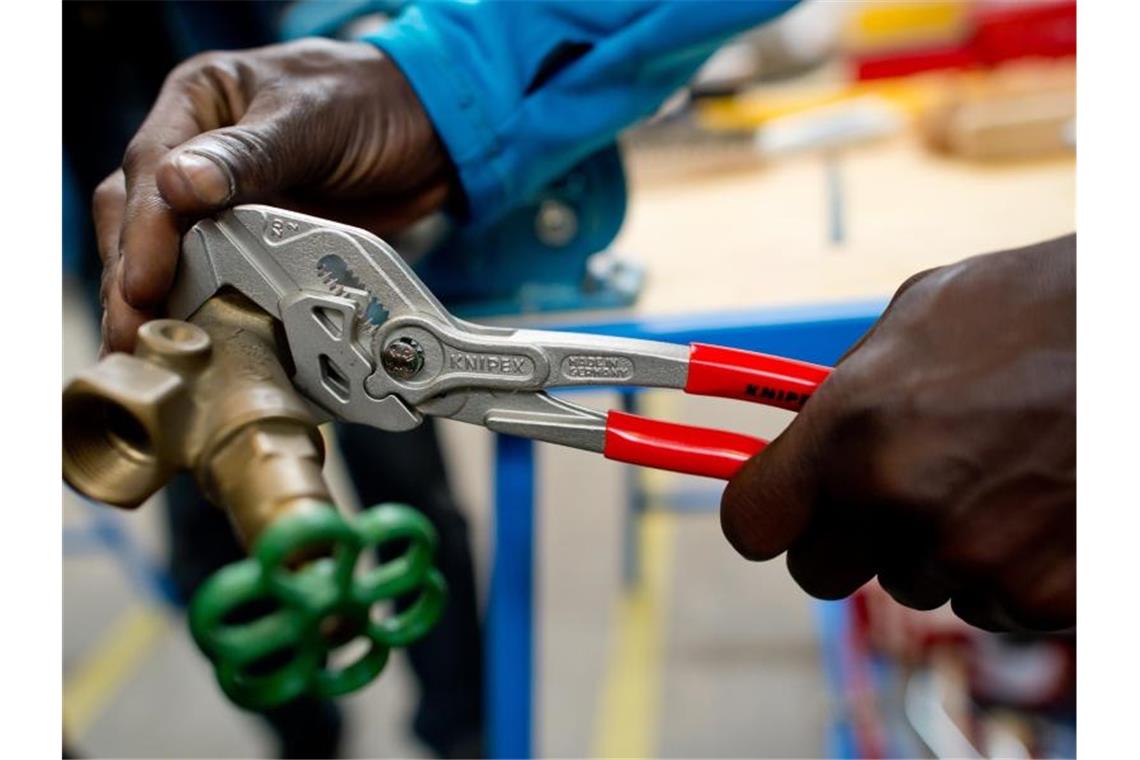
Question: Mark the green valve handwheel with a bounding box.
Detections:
[188,503,447,710]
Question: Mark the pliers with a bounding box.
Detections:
[169,206,831,481]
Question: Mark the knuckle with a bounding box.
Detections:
[169,50,230,83]
[278,37,344,69]
[950,593,1005,632]
[894,265,942,298]
[197,58,241,91]
[92,174,122,212]
[121,138,156,176]
[876,267,951,334]
[166,52,249,114]
[878,561,951,611]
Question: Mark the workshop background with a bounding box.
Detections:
[62,1,1076,758]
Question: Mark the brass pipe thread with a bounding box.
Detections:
[62,293,332,548]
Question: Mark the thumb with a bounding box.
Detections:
[720,412,823,561]
[155,107,303,213]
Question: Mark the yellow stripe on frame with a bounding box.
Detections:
[63,604,170,739]
[592,509,676,758]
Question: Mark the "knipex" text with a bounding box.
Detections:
[449,352,532,375]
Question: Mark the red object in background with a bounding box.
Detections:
[852,583,974,662]
[972,1,1077,65]
[853,1,1076,81]
[856,45,979,80]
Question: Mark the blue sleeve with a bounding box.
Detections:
[363,1,798,225]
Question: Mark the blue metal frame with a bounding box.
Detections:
[485,299,885,758]
[489,434,537,758]
[814,600,860,759]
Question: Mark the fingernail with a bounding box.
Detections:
[173,151,233,205]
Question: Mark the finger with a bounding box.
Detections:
[91,171,153,353]
[869,513,956,611]
[118,174,186,310]
[101,263,154,354]
[720,413,824,561]
[118,64,232,309]
[877,555,955,611]
[950,589,1015,633]
[154,96,313,216]
[93,171,126,321]
[785,516,877,600]
[93,170,126,269]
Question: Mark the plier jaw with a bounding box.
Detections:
[173,205,831,481]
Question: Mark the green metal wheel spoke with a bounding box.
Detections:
[215,649,316,712]
[257,508,360,607]
[210,611,308,666]
[367,569,448,648]
[352,504,439,603]
[189,502,448,710]
[314,638,391,699]
[188,559,269,652]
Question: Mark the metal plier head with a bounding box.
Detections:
[171,206,830,480]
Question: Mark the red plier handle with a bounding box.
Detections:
[603,343,832,480]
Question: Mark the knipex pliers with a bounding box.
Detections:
[169,206,831,480]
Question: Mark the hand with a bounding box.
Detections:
[721,236,1076,632]
[94,38,455,352]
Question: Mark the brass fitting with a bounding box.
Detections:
[62,293,331,548]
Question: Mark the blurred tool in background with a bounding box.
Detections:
[832,584,1076,758]
[691,0,1075,162]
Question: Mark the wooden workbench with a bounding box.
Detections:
[614,132,1074,315]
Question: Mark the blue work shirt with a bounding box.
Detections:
[363,1,798,225]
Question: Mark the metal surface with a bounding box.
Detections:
[534,198,578,247]
[63,289,451,711]
[170,206,446,432]
[422,389,609,452]
[171,206,688,451]
[62,293,332,548]
[381,337,425,380]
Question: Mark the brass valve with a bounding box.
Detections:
[62,292,331,548]
[63,291,448,710]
